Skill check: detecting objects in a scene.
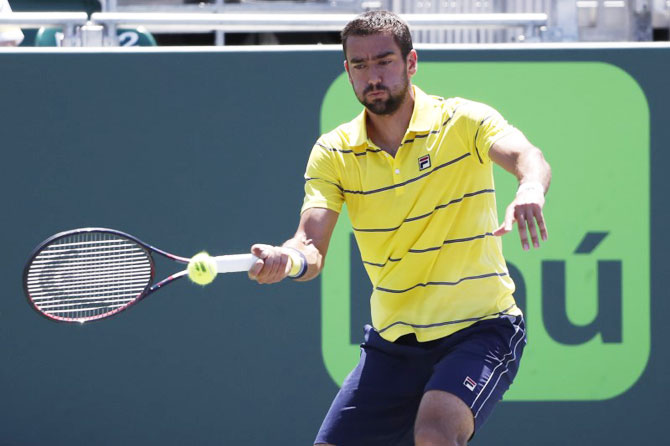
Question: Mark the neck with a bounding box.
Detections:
[366,87,415,157]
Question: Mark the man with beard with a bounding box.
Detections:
[249,10,551,446]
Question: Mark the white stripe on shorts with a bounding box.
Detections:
[471,322,526,417]
[470,318,526,415]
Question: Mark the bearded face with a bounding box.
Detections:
[356,70,410,116]
[345,33,416,118]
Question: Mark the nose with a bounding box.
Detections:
[367,65,383,86]
[367,79,383,93]
[367,79,382,91]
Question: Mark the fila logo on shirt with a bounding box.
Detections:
[463,376,477,391]
[418,154,431,171]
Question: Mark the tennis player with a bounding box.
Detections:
[249,10,551,446]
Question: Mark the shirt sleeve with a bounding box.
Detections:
[460,100,516,164]
[300,140,345,214]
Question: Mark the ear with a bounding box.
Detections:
[406,49,418,77]
[344,60,353,84]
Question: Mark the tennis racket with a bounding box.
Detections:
[22,228,258,324]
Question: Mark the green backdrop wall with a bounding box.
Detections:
[0,45,668,445]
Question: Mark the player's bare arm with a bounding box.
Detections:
[489,129,552,250]
[248,207,339,284]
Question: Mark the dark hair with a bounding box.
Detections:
[341,10,413,60]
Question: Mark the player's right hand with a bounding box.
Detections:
[248,244,293,284]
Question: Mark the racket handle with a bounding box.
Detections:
[214,250,306,277]
[214,254,258,273]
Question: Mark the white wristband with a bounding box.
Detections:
[516,181,545,196]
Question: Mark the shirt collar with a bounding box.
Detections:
[407,86,439,133]
[348,85,439,149]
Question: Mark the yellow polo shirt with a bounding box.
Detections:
[302,85,522,342]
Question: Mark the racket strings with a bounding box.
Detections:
[26,233,153,321]
[27,265,151,283]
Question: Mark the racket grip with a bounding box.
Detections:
[214,254,259,273]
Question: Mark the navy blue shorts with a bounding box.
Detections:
[314,315,526,446]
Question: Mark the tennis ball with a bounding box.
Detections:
[187,252,217,286]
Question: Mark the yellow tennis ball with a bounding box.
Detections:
[187,252,217,286]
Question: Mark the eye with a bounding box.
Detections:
[379,59,392,66]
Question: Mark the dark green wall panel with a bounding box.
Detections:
[0,46,667,445]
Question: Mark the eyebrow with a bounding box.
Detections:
[349,50,396,64]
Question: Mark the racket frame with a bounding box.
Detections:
[23,227,190,324]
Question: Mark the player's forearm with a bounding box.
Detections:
[489,131,552,195]
[514,147,552,194]
[282,236,325,282]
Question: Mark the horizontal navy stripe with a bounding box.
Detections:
[405,189,495,223]
[305,177,344,192]
[353,188,494,233]
[403,130,440,145]
[375,271,508,294]
[343,152,471,195]
[362,257,401,267]
[402,112,455,144]
[317,103,462,155]
[362,232,494,268]
[305,153,471,196]
[316,142,382,156]
[355,226,399,234]
[377,304,517,334]
[409,232,494,254]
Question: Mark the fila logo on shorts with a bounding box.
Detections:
[418,154,431,171]
[463,376,477,391]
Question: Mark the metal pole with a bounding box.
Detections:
[630,0,653,41]
[62,23,77,46]
[551,0,578,41]
[215,0,225,46]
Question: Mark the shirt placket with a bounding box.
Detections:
[391,134,414,197]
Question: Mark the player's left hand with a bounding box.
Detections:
[493,184,547,250]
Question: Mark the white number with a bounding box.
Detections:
[118,31,139,47]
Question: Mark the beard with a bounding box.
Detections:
[357,75,410,116]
